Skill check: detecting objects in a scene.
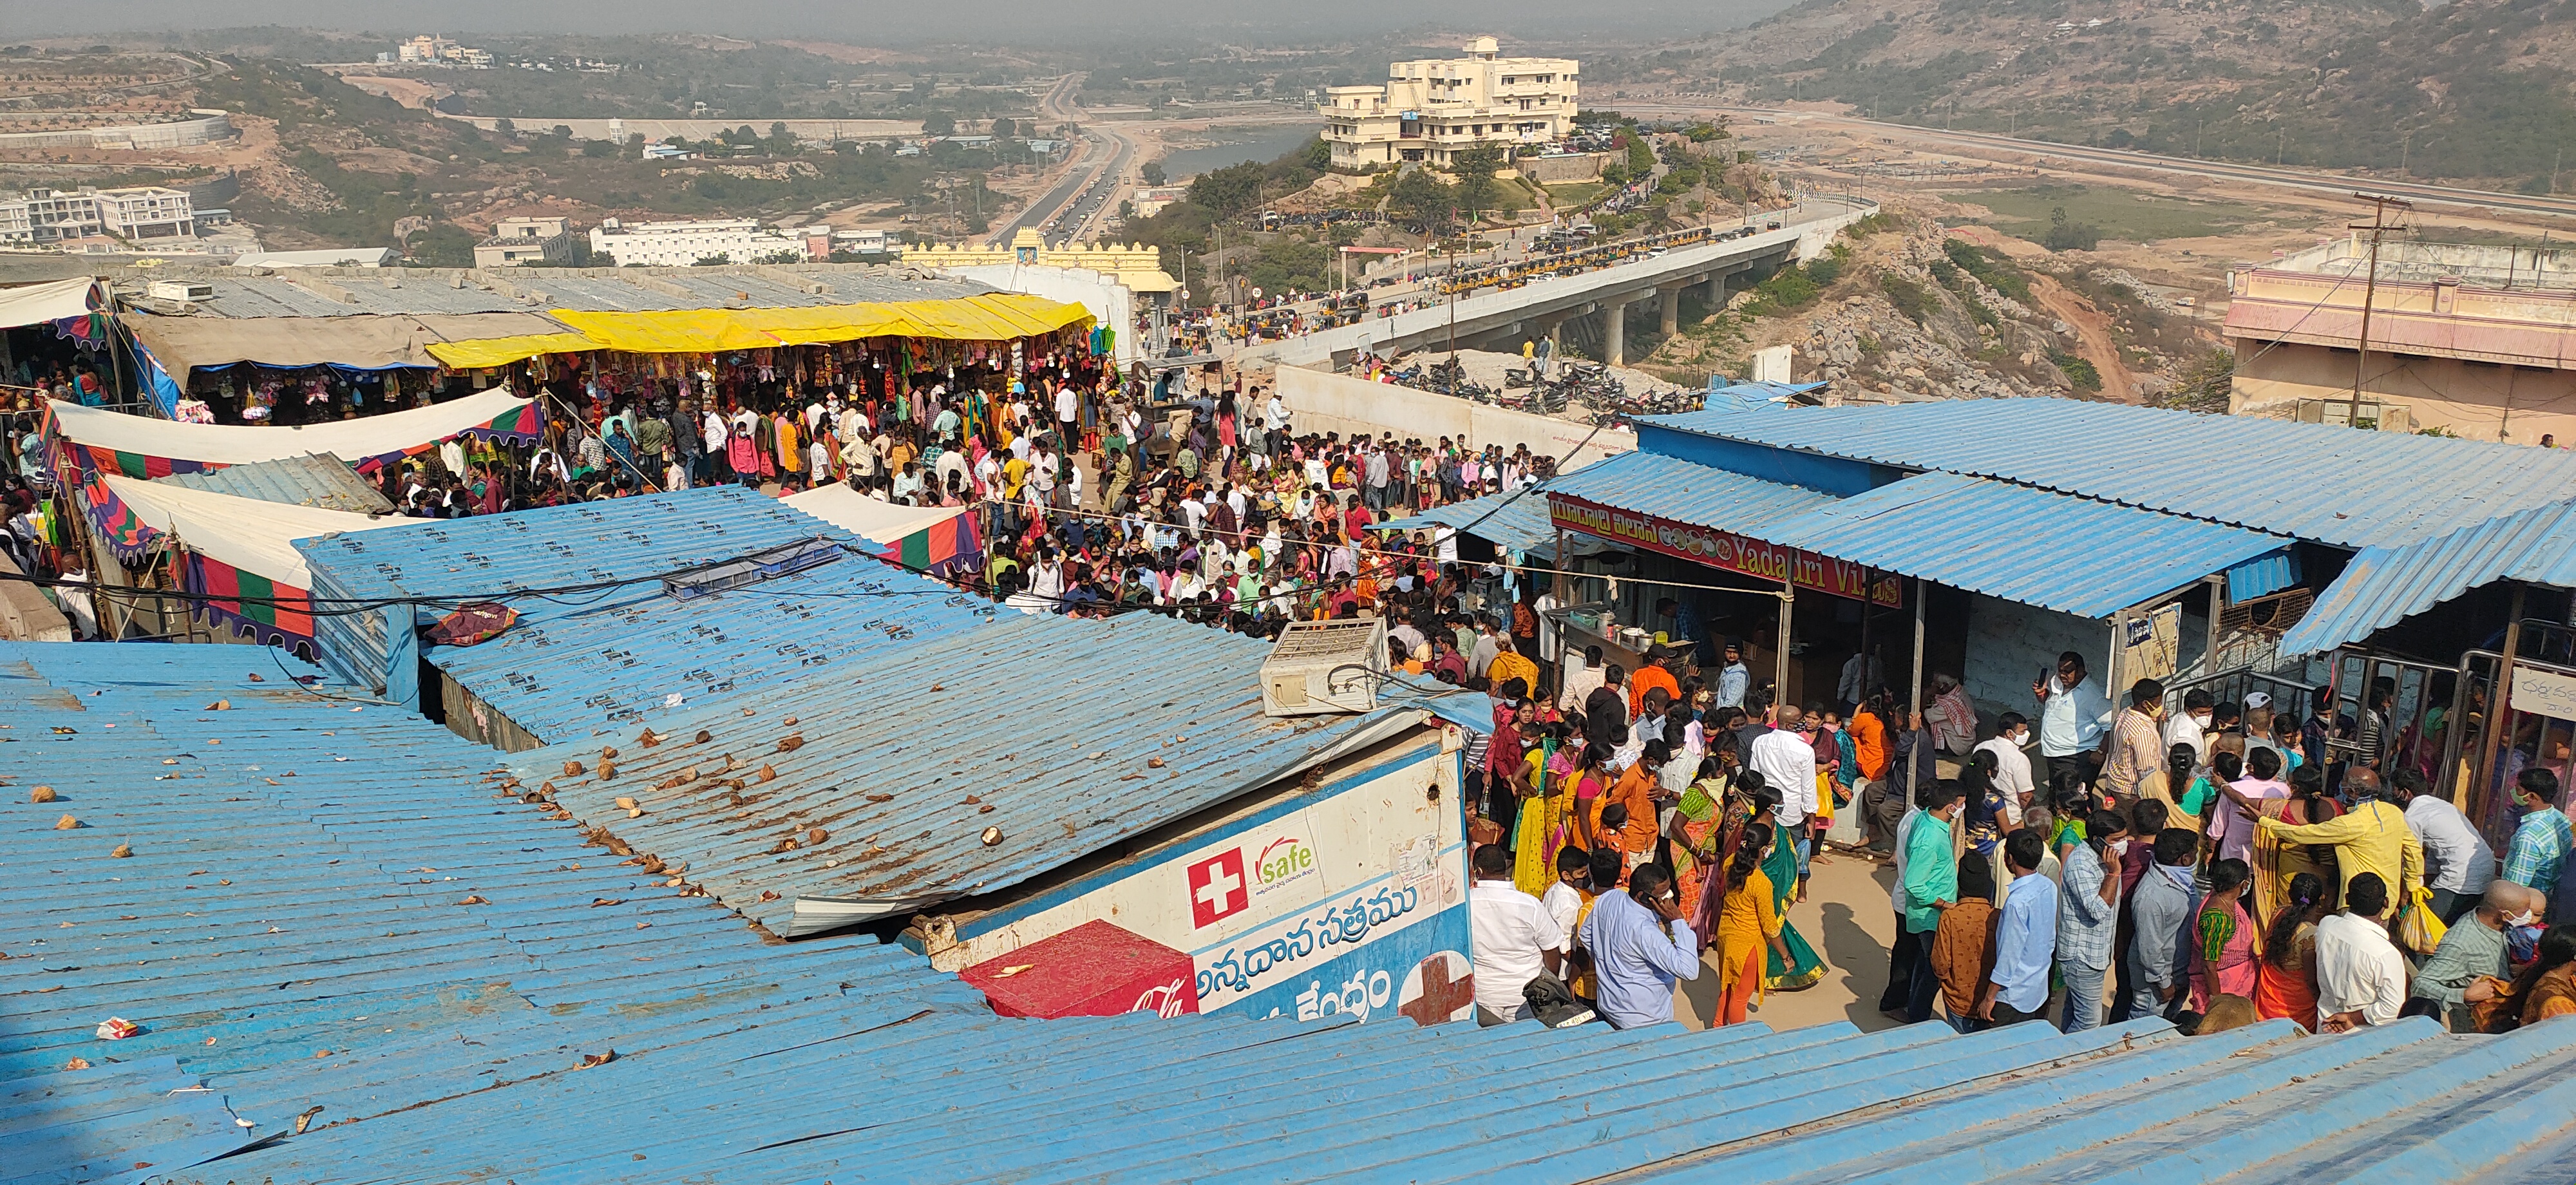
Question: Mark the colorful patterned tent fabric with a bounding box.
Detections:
[45,387,538,480]
[104,475,414,655]
[781,483,985,579]
[542,294,1092,356]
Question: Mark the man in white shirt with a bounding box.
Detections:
[1974,711,2038,826]
[1538,846,1590,953]
[2163,688,2215,771]
[2394,770,2498,923]
[2034,650,2114,792]
[1054,383,1079,440]
[2313,872,2409,1030]
[1749,705,1821,873]
[1468,844,1565,1025]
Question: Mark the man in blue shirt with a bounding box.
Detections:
[1577,863,1701,1029]
[1980,829,2059,1027]
[1712,640,1749,710]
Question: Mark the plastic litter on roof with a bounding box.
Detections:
[1643,398,2576,547]
[497,607,1414,934]
[10,643,2576,1183]
[1758,471,2294,619]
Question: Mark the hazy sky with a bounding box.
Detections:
[17,0,1794,44]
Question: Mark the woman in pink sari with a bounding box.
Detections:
[2193,857,2260,1011]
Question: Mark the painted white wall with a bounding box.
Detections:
[945,262,1137,364]
[1276,365,1636,469]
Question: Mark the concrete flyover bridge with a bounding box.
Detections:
[1265,197,1876,368]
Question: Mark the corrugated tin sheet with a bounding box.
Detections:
[155,451,393,513]
[1374,487,1561,556]
[299,483,837,627]
[0,641,971,1184]
[1643,399,2576,547]
[495,609,1403,934]
[2277,498,2576,656]
[430,556,1001,744]
[10,642,2576,1183]
[1544,449,1839,531]
[1759,471,2293,619]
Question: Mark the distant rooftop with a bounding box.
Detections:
[2259,236,2576,292]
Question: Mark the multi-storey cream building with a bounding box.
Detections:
[1318,37,1578,170]
[2224,238,2576,444]
[0,186,196,244]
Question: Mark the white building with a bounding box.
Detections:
[0,186,196,245]
[474,216,576,268]
[588,217,812,267]
[1318,36,1578,170]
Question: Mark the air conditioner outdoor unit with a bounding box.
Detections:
[149,281,214,302]
[1260,617,1388,717]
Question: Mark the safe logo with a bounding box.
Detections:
[1187,849,1249,929]
[1252,837,1318,895]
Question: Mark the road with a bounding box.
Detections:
[985,73,1135,247]
[1618,101,2576,223]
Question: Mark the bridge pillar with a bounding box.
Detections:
[1602,295,1634,367]
[1537,312,1567,348]
[1657,280,1690,337]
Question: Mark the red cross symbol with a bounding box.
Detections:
[1186,849,1247,929]
[1399,954,1477,1026]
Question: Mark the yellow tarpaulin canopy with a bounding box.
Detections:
[424,332,608,369]
[541,294,1093,356]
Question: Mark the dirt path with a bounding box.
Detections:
[2026,271,2138,402]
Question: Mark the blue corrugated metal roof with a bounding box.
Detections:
[429,556,1001,744]
[15,642,2576,1185]
[1373,486,1561,556]
[1544,449,1839,531]
[2277,498,2576,656]
[1760,471,2293,619]
[1704,377,1828,412]
[1643,398,2576,548]
[296,485,855,694]
[493,608,1408,934]
[0,640,971,1184]
[156,452,393,513]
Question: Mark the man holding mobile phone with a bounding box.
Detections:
[2033,651,2112,795]
[1577,862,1702,1029]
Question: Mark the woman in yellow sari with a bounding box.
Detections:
[1511,723,1571,896]
[2251,764,2342,923]
[1714,819,1791,1025]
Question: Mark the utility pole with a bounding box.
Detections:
[2347,192,2412,430]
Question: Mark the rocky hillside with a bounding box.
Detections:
[1633,210,2223,404]
[1596,0,2576,191]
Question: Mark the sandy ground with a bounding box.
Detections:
[1670,844,1909,1034]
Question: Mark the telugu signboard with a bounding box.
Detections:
[1548,494,1902,607]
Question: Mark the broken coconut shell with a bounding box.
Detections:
[30,786,55,803]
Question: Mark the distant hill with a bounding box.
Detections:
[1598,0,2576,191]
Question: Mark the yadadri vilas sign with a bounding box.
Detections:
[1549,493,1902,607]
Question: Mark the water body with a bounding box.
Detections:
[1156,125,1321,181]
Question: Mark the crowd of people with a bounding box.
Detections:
[1468,646,2576,1038]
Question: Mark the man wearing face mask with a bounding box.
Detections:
[2162,688,2215,771]
[2405,880,2542,1031]
[2502,768,2571,905]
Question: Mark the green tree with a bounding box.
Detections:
[1450,145,1503,218]
[922,112,956,137]
[992,117,1016,138]
[1302,135,1332,171]
[1140,160,1167,186]
[2042,206,2102,252]
[1189,160,1267,219]
[1387,167,1457,226]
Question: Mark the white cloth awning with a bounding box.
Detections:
[48,386,531,468]
[105,474,410,588]
[0,278,100,330]
[782,482,972,545]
